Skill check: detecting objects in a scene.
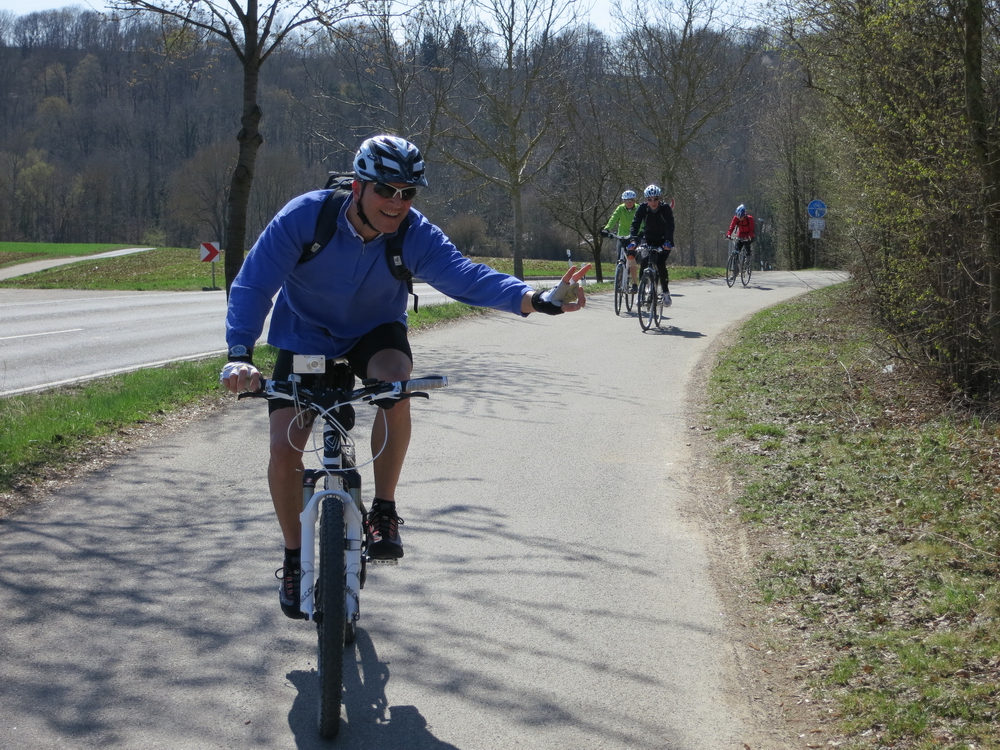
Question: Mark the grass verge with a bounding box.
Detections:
[707,282,1000,750]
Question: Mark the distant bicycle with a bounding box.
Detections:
[726,237,753,288]
[636,245,664,331]
[607,232,635,315]
[241,368,448,739]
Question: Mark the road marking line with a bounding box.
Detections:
[0,328,84,341]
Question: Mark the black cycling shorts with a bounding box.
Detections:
[268,321,412,414]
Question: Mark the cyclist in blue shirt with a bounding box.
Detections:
[220,135,591,619]
[628,184,675,307]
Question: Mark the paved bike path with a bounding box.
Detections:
[0,270,846,749]
[0,247,156,280]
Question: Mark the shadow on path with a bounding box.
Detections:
[287,628,461,749]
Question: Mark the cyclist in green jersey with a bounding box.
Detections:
[602,190,640,291]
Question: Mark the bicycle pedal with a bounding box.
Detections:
[367,557,399,566]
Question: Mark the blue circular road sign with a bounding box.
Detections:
[808,199,827,218]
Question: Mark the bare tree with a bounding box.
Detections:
[540,27,637,281]
[319,0,441,142]
[108,0,351,293]
[618,0,758,209]
[435,0,581,279]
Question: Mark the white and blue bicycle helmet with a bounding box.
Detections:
[736,204,746,218]
[354,135,429,187]
[621,190,637,201]
[643,184,662,199]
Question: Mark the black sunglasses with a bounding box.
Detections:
[372,182,419,201]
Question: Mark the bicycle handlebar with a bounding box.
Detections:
[238,375,449,412]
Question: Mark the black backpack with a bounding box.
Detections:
[299,172,419,312]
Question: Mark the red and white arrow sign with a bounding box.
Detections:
[200,242,220,262]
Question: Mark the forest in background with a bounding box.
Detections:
[0,0,797,276]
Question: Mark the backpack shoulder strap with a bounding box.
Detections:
[386,212,419,311]
[385,213,412,280]
[301,189,349,263]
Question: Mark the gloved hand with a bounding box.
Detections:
[600,229,612,238]
[220,361,261,393]
[662,241,673,250]
[530,265,591,315]
[627,242,636,251]
[531,284,577,315]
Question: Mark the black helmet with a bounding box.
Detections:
[354,135,429,187]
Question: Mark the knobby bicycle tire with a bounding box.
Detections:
[614,261,625,315]
[625,269,635,312]
[638,273,656,331]
[316,495,346,739]
[726,252,738,287]
[740,250,753,287]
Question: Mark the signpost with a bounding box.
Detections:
[200,242,221,290]
[807,199,827,238]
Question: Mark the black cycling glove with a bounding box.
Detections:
[531,290,564,315]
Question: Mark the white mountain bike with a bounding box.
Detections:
[240,366,448,739]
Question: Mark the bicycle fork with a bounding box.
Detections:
[298,423,364,625]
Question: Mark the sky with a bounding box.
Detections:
[0,0,621,30]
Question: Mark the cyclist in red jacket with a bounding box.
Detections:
[726,204,755,255]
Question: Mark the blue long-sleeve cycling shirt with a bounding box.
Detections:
[226,190,533,358]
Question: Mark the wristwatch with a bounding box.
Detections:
[227,344,253,363]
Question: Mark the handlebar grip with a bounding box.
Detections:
[401,376,448,392]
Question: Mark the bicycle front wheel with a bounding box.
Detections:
[316,496,346,740]
[613,261,625,316]
[652,278,662,327]
[638,274,656,331]
[726,252,738,287]
[740,250,753,287]
[625,268,635,311]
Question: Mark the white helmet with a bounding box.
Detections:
[643,184,662,199]
[621,190,637,201]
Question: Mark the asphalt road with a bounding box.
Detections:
[0,270,847,749]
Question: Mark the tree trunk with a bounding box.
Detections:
[965,0,1000,358]
[224,59,264,295]
[512,186,524,280]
